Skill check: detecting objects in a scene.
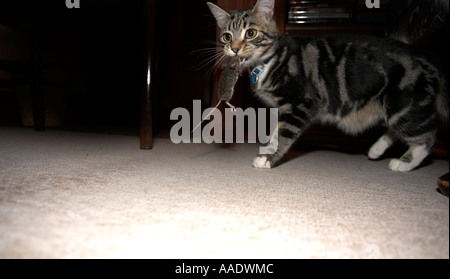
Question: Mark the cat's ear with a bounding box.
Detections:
[207,2,231,30]
[251,0,275,22]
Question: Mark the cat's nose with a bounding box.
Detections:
[231,47,240,54]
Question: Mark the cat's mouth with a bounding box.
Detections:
[238,56,252,64]
[227,54,251,65]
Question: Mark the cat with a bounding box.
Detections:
[207,0,448,171]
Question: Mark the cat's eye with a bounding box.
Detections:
[245,29,257,39]
[222,33,232,42]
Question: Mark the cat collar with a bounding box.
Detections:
[250,59,271,85]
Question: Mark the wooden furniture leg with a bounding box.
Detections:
[140,0,156,149]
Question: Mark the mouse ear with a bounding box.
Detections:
[251,0,275,23]
[207,2,231,30]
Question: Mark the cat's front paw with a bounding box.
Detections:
[252,156,272,169]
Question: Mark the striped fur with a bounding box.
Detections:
[208,0,448,171]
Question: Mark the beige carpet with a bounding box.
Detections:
[0,127,448,259]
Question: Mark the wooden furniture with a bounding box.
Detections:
[0,10,45,131]
[140,0,156,150]
[0,0,156,149]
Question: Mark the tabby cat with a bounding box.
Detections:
[207,0,448,171]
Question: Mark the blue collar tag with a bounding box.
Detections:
[250,68,261,85]
[250,59,270,86]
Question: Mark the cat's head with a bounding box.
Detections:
[207,0,280,67]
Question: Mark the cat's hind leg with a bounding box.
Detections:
[387,130,435,171]
[368,131,397,160]
[388,143,431,172]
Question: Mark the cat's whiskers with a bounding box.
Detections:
[195,52,225,73]
[191,43,227,74]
